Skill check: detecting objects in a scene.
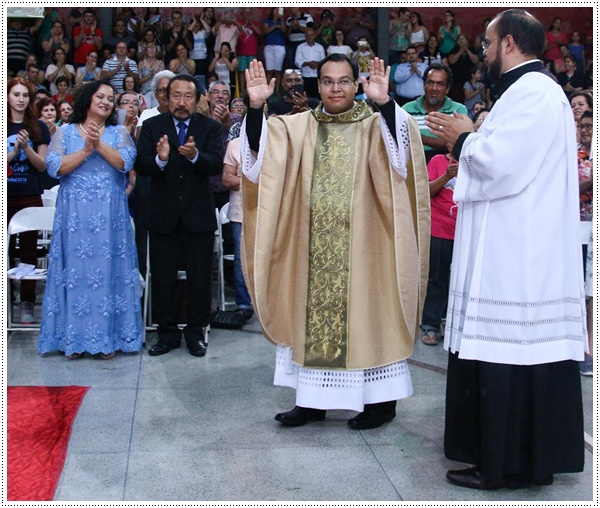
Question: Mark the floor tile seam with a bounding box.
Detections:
[126,443,377,454]
[360,440,405,501]
[407,357,448,375]
[121,349,145,501]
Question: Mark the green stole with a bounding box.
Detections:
[304,101,373,368]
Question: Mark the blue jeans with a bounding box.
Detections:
[231,221,252,310]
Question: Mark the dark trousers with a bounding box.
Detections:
[150,221,214,343]
[421,236,454,333]
[8,195,43,303]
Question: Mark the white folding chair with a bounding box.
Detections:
[50,184,60,193]
[7,206,56,331]
[217,202,235,312]
[42,189,57,207]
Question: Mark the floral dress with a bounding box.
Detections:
[38,124,143,356]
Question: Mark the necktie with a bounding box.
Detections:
[177,121,187,146]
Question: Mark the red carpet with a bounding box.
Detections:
[7,386,89,501]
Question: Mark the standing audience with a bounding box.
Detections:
[262,8,287,94]
[38,80,142,359]
[75,51,101,86]
[38,97,59,137]
[420,153,458,346]
[544,17,568,68]
[437,10,461,58]
[295,28,326,98]
[235,8,262,96]
[72,9,103,69]
[46,47,75,95]
[135,75,225,358]
[7,78,50,324]
[101,41,139,93]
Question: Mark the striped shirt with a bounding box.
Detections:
[101,57,138,93]
[7,27,32,63]
[403,96,467,150]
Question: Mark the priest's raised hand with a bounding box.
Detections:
[361,57,392,106]
[246,60,276,108]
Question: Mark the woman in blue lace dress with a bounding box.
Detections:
[38,80,143,359]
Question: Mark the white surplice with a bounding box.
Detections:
[444,70,588,366]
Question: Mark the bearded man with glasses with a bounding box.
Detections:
[426,9,586,490]
[242,54,429,430]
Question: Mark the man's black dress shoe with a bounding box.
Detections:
[275,406,326,426]
[348,401,396,430]
[446,467,508,490]
[148,341,180,356]
[186,339,207,357]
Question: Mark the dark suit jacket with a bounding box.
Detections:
[135,112,225,234]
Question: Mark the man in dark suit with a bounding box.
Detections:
[136,75,225,357]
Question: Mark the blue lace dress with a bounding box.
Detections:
[38,124,143,356]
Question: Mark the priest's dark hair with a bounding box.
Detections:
[317,54,359,81]
[70,80,118,127]
[494,9,545,60]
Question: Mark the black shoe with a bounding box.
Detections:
[148,340,180,356]
[347,401,396,430]
[446,467,508,490]
[275,406,326,426]
[235,308,254,321]
[186,339,207,357]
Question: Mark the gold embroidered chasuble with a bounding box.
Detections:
[242,101,429,370]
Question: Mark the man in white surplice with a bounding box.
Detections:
[426,9,586,490]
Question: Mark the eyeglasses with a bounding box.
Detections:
[578,123,593,131]
[231,103,245,110]
[482,38,501,52]
[120,100,139,106]
[284,69,301,75]
[318,79,355,88]
[156,87,168,95]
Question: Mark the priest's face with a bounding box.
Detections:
[318,61,358,115]
[484,22,503,81]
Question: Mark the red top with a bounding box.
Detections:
[236,22,260,56]
[428,154,457,240]
[73,25,103,65]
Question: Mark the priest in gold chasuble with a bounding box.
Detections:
[241,55,430,429]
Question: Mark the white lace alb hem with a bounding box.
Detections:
[273,345,413,412]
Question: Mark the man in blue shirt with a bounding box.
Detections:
[394,46,428,106]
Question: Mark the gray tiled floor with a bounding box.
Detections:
[7,316,594,502]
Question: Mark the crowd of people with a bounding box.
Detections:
[6,6,594,492]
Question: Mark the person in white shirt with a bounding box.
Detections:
[294,28,325,98]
